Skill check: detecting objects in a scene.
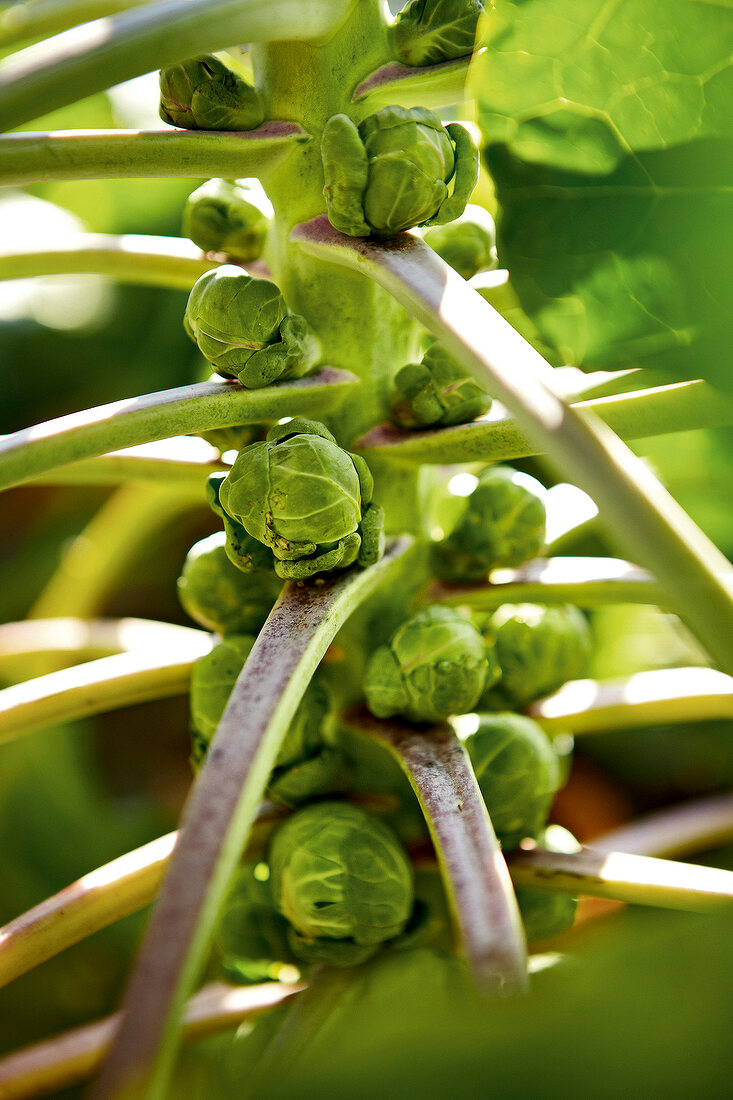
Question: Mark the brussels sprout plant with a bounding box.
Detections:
[1,0,733,1096]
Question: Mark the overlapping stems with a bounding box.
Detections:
[0,1,732,1097]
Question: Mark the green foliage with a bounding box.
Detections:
[177,532,282,635]
[182,177,272,261]
[391,0,487,67]
[391,342,492,428]
[473,0,733,387]
[422,203,496,279]
[268,801,414,965]
[364,605,491,723]
[215,862,296,983]
[321,106,478,237]
[480,603,592,709]
[433,465,546,581]
[464,713,562,850]
[184,266,320,388]
[218,419,385,580]
[159,55,264,131]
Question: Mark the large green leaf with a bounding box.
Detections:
[473,0,733,388]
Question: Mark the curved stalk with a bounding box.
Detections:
[0,0,157,49]
[0,616,207,667]
[0,368,357,493]
[0,125,307,187]
[507,847,733,912]
[0,641,211,744]
[529,667,733,736]
[26,438,227,489]
[293,219,733,674]
[0,0,358,131]
[0,980,302,1100]
[344,707,528,994]
[352,54,472,111]
[92,538,413,1100]
[355,379,733,465]
[0,234,215,289]
[426,557,666,611]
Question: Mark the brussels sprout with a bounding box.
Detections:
[363,605,491,723]
[190,636,338,805]
[207,473,275,575]
[432,465,546,582]
[184,266,320,388]
[464,713,563,850]
[391,0,486,67]
[482,604,592,710]
[177,532,282,635]
[391,343,491,428]
[215,862,296,983]
[515,825,580,942]
[219,418,385,580]
[422,204,496,279]
[269,802,414,966]
[321,106,478,238]
[159,55,264,131]
[182,178,272,261]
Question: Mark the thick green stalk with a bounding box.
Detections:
[0,233,214,288]
[0,369,356,492]
[0,0,358,130]
[529,667,733,735]
[293,221,733,674]
[91,537,413,1100]
[0,126,306,186]
[356,379,733,465]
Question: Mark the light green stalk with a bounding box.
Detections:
[0,0,157,48]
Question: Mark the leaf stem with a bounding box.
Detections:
[0,234,215,289]
[592,793,733,859]
[0,126,308,186]
[24,438,227,489]
[0,615,207,667]
[0,0,158,49]
[344,706,528,994]
[352,55,472,112]
[0,368,356,493]
[91,538,414,1100]
[528,667,733,735]
[293,220,733,673]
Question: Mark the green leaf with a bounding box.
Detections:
[473,0,733,387]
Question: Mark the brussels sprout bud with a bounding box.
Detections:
[182,178,272,261]
[215,862,296,982]
[364,605,491,723]
[481,604,592,710]
[391,0,487,67]
[177,532,282,635]
[322,106,478,238]
[422,204,496,279]
[515,825,580,941]
[432,465,546,582]
[184,266,320,388]
[159,55,264,131]
[218,419,384,580]
[190,637,336,805]
[391,343,491,428]
[269,802,414,965]
[464,713,563,850]
[207,473,276,575]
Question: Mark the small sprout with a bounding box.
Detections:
[182,178,272,261]
[432,465,546,582]
[422,204,496,279]
[218,418,385,580]
[177,531,282,635]
[184,266,320,388]
[464,712,563,850]
[268,801,414,966]
[207,473,275,575]
[159,55,264,131]
[391,0,487,67]
[321,106,478,238]
[190,637,338,806]
[515,825,580,941]
[215,862,296,983]
[391,343,491,428]
[481,604,592,710]
[363,605,491,723]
